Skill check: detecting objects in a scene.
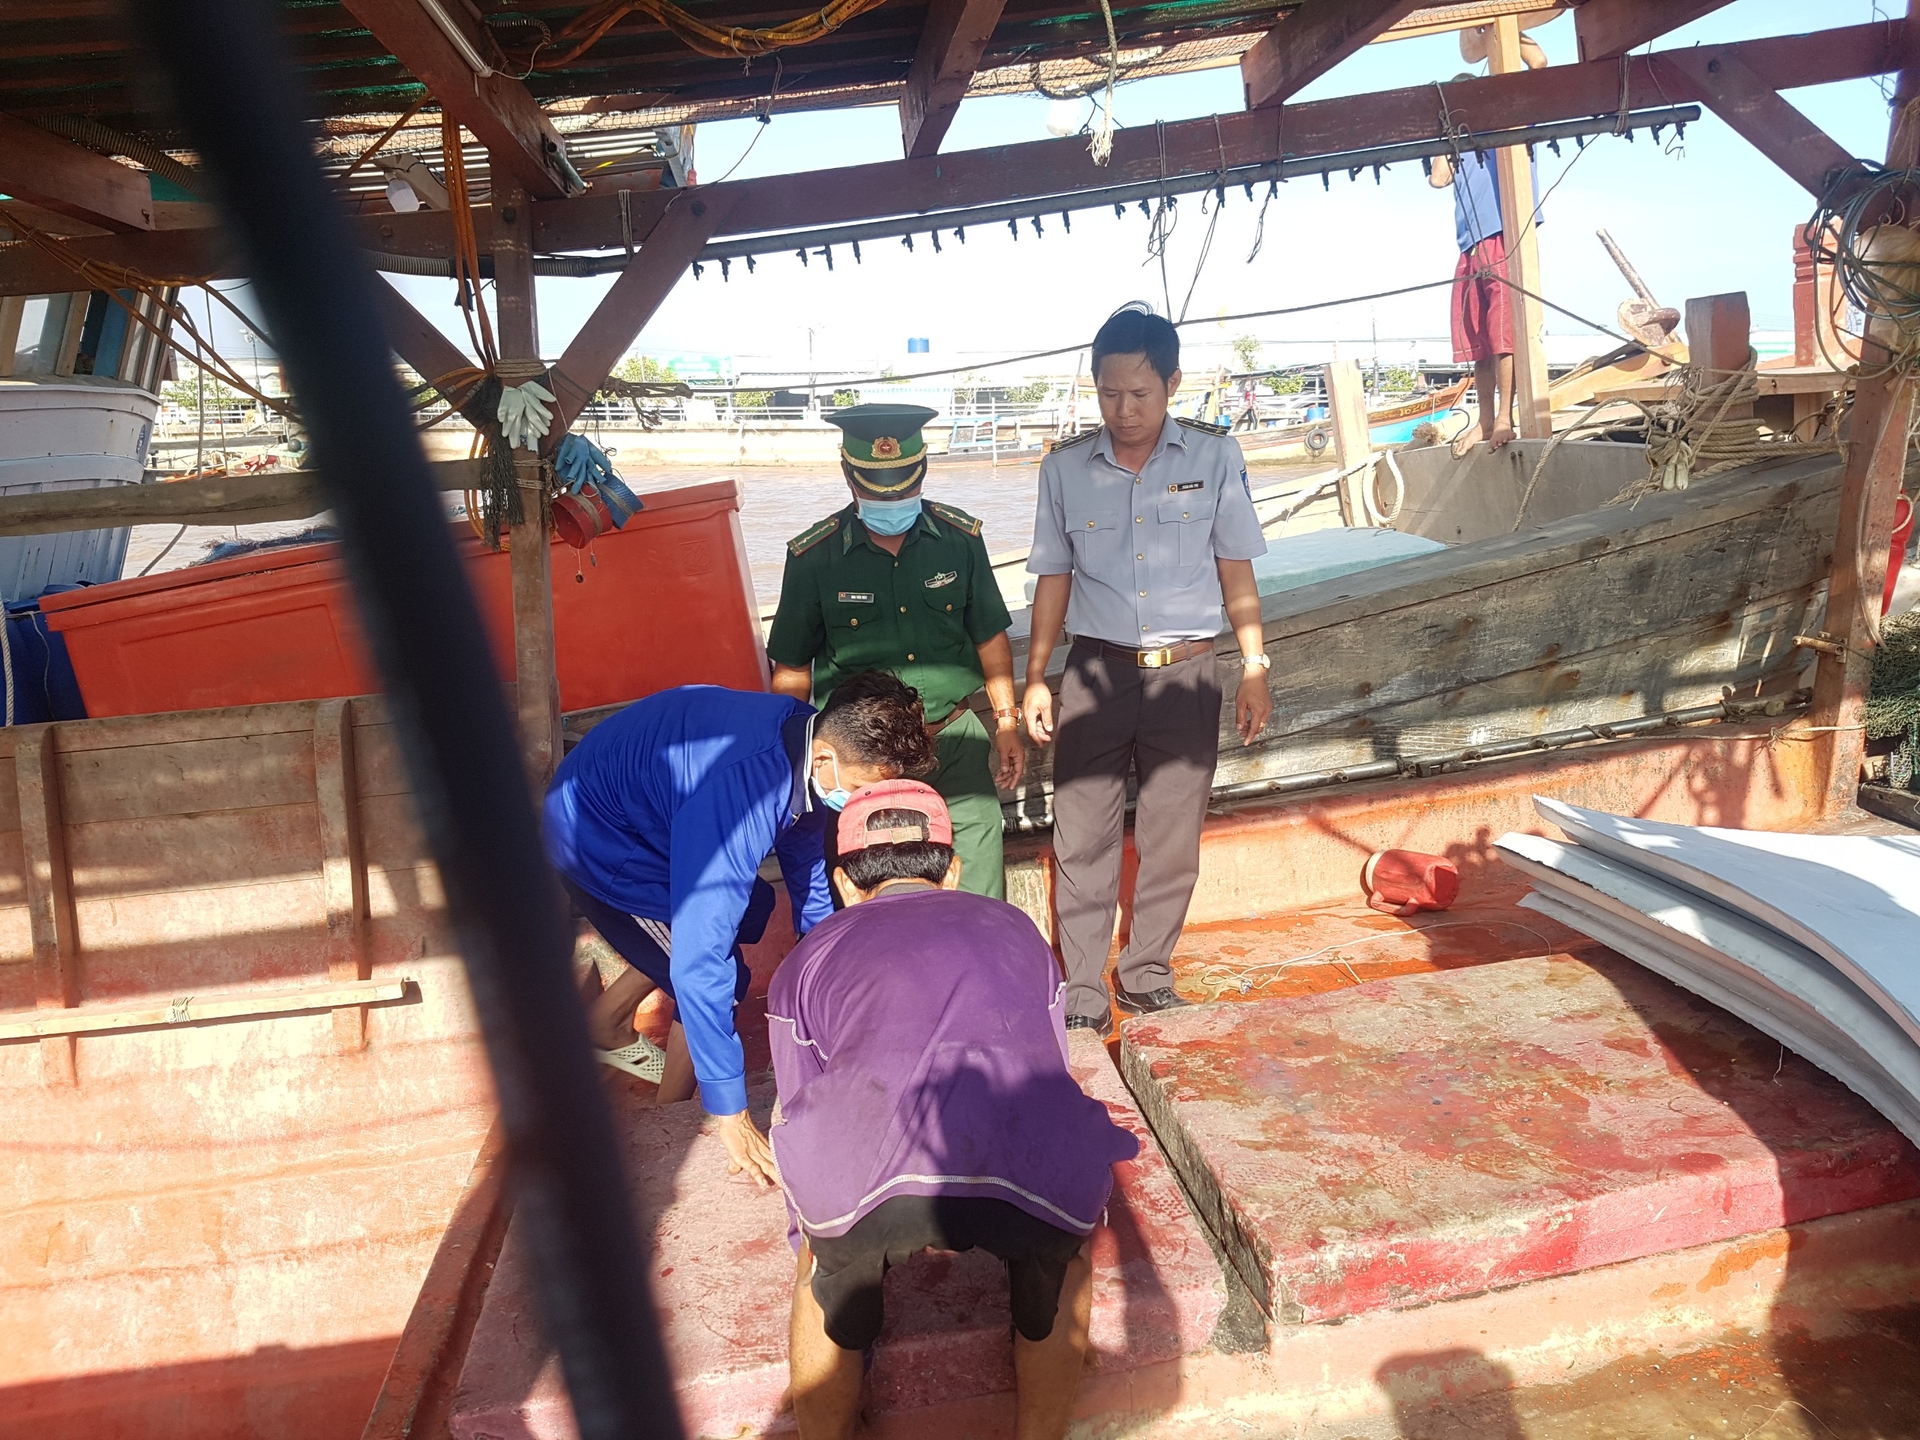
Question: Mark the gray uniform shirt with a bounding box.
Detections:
[1028,415,1267,647]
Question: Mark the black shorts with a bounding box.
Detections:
[806,1195,1086,1351]
[560,874,773,1005]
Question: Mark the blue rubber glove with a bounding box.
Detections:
[555,434,643,527]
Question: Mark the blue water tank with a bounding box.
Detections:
[906,337,930,354]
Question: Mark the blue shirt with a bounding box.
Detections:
[543,685,834,1116]
[1027,415,1267,647]
[1453,150,1543,252]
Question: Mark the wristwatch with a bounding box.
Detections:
[994,707,1021,727]
[1240,652,1272,671]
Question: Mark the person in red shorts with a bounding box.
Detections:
[1429,42,1545,457]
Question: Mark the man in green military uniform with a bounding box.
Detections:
[768,404,1023,899]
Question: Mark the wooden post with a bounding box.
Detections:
[1684,292,1753,419]
[491,171,562,787]
[1809,0,1920,818]
[315,699,371,1053]
[1487,16,1552,440]
[1325,358,1373,525]
[17,725,80,1085]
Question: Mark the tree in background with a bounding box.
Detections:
[161,373,245,412]
[1230,334,1262,373]
[615,355,679,384]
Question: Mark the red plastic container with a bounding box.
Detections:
[1886,493,1914,616]
[1362,849,1460,917]
[42,480,768,717]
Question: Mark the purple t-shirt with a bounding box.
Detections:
[768,888,1139,1244]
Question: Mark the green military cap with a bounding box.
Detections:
[827,403,938,496]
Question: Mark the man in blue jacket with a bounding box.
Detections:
[543,673,936,1184]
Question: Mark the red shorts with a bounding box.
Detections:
[1451,234,1514,363]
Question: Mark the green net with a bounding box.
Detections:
[1867,609,1920,740]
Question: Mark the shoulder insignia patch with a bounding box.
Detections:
[787,516,842,556]
[1052,426,1101,451]
[927,500,983,537]
[1175,416,1230,436]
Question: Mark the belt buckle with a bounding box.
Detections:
[1137,645,1172,669]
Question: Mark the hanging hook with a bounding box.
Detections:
[852,239,862,262]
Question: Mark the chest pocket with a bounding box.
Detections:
[919,570,971,640]
[1157,496,1216,567]
[1065,506,1120,568]
[824,589,887,662]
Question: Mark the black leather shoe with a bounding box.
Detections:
[1114,985,1191,1016]
[1064,1012,1113,1038]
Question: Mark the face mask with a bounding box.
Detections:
[811,752,851,811]
[857,496,922,536]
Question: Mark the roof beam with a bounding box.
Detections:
[1,20,1905,297]
[549,193,736,428]
[371,277,475,388]
[1655,47,1856,198]
[0,113,154,232]
[900,0,1010,159]
[1242,0,1429,110]
[1575,0,1736,62]
[336,0,579,199]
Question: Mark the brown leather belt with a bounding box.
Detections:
[1077,637,1216,669]
[925,706,970,736]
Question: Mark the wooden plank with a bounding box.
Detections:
[65,804,325,902]
[1489,15,1550,441]
[316,699,372,1052]
[0,113,154,232]
[56,729,317,826]
[901,0,1011,158]
[1576,0,1738,62]
[1684,292,1753,419]
[15,725,79,1085]
[0,977,408,1040]
[44,703,323,754]
[548,191,736,428]
[337,0,577,200]
[493,173,562,787]
[1325,359,1372,524]
[0,458,485,538]
[1379,3,1564,44]
[1656,49,1858,200]
[73,877,327,982]
[1242,0,1427,110]
[5,23,1898,301]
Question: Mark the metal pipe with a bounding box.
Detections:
[1001,692,1808,832]
[126,5,684,1438]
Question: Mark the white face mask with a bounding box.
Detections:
[811,751,851,811]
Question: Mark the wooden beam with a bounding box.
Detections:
[0,459,485,537]
[1243,0,1428,110]
[1575,0,1736,62]
[0,979,410,1041]
[337,0,578,200]
[549,192,736,428]
[492,172,561,787]
[1489,15,1550,440]
[901,0,1010,159]
[0,21,1903,298]
[372,277,476,389]
[315,698,372,1054]
[16,725,79,1085]
[1655,49,1856,199]
[1809,0,1920,818]
[1324,359,1372,524]
[0,113,154,232]
[1376,3,1563,44]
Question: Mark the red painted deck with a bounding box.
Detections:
[1120,952,1920,1327]
[448,1044,1225,1439]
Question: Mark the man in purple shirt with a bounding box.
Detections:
[769,781,1137,1440]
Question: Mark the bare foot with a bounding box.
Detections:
[1486,423,1516,452]
[1449,423,1483,459]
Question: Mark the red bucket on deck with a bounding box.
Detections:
[1886,493,1914,616]
[1363,849,1460,916]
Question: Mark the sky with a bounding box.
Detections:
[250,0,1905,384]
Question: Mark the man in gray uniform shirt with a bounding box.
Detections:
[1023,304,1273,1034]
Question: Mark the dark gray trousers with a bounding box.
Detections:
[1050,641,1221,1020]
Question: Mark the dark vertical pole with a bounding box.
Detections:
[124,5,685,1436]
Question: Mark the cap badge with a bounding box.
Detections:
[870,436,902,460]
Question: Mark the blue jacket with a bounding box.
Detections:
[543,686,833,1115]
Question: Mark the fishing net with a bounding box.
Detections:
[1869,606,1920,790]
